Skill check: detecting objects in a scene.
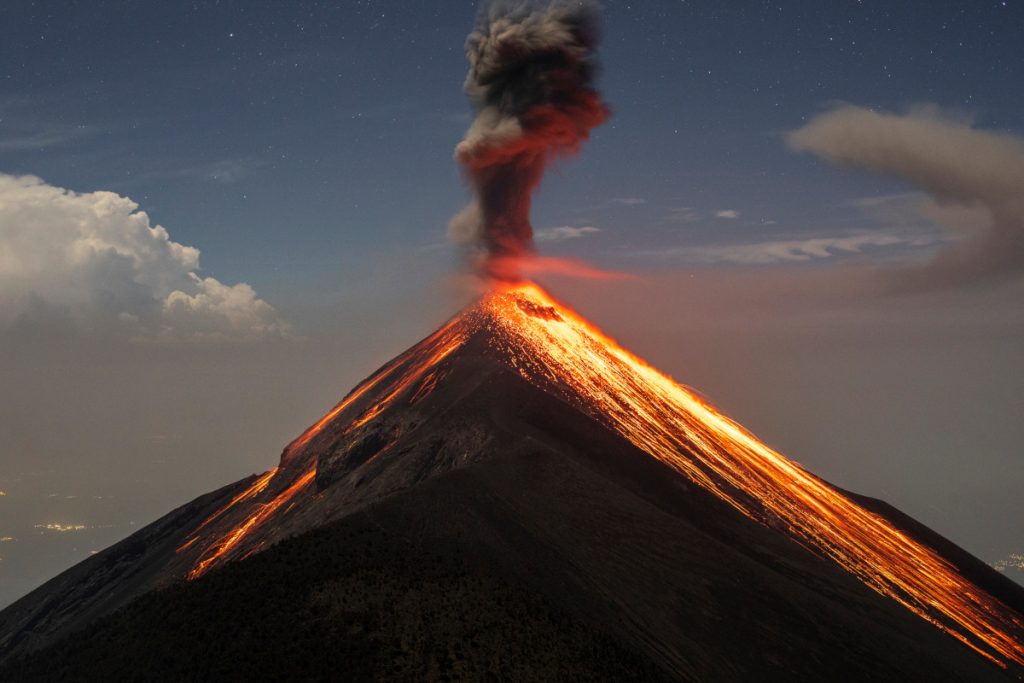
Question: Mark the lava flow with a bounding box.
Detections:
[180,318,469,581]
[478,283,1024,669]
[180,280,1024,669]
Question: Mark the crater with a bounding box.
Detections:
[515,298,563,322]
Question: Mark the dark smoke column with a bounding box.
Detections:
[452,1,608,281]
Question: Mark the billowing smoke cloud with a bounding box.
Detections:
[788,105,1024,290]
[451,0,608,281]
[0,174,289,341]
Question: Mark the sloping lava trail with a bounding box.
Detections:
[179,281,1024,669]
[176,317,470,580]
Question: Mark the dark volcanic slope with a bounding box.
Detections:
[0,476,256,661]
[0,500,668,683]
[0,421,1010,680]
[1,367,1018,682]
[2,284,1022,680]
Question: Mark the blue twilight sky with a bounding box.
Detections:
[3,0,1022,306]
[1,1,1023,606]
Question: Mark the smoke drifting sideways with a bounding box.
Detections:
[789,105,1024,292]
[450,0,609,282]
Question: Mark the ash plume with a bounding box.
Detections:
[788,105,1024,291]
[450,0,609,281]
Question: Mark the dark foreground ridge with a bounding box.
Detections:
[2,284,1022,681]
[0,501,667,683]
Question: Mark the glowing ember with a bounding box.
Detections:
[181,280,1023,668]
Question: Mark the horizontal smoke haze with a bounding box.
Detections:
[633,232,930,266]
[788,105,1024,290]
[451,0,608,280]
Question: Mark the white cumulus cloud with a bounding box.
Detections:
[715,209,740,219]
[0,174,288,340]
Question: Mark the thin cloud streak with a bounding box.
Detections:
[535,225,600,241]
[666,206,700,223]
[0,123,95,151]
[630,232,938,265]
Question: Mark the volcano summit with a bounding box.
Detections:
[1,283,1022,681]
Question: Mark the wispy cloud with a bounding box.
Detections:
[570,197,647,214]
[0,95,96,151]
[201,158,267,184]
[850,192,933,228]
[535,225,600,241]
[129,157,268,186]
[632,232,937,265]
[715,209,740,219]
[666,207,700,223]
[0,122,95,151]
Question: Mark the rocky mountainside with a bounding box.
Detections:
[1,283,1022,680]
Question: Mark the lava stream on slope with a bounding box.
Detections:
[182,281,1024,668]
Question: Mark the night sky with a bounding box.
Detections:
[2,0,1023,607]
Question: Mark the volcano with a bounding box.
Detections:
[2,283,1023,680]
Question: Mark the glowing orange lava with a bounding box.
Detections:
[181,280,1024,669]
[282,318,466,460]
[477,282,1024,668]
[186,468,316,580]
[183,321,468,580]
